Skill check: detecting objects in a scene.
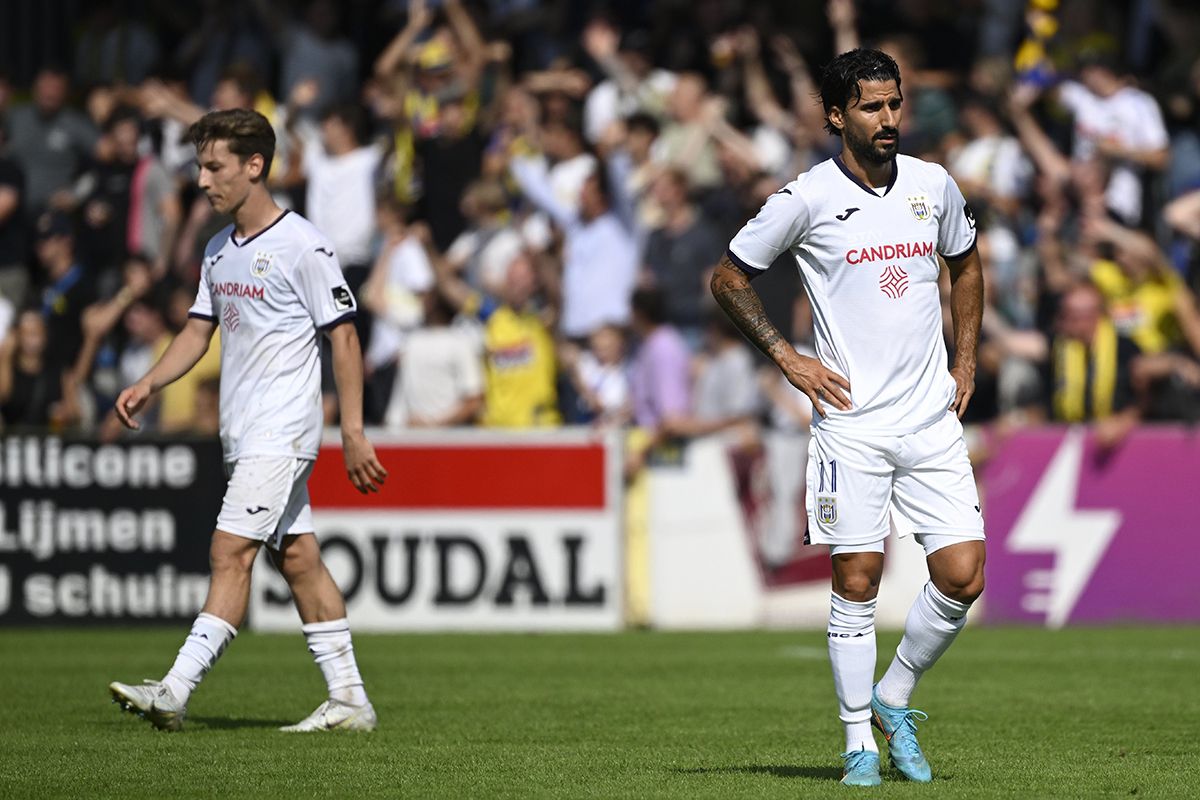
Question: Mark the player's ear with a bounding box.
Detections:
[245,153,265,181]
[828,106,845,133]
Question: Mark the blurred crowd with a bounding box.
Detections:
[2,0,1200,479]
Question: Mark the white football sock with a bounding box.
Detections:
[876,581,971,708]
[162,612,238,704]
[828,593,878,754]
[303,618,368,706]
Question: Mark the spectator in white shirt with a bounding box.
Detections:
[303,104,382,272]
[581,21,676,146]
[384,291,484,429]
[563,322,630,426]
[542,119,597,216]
[510,155,638,339]
[444,179,525,293]
[361,196,435,421]
[948,93,1032,221]
[1055,52,1170,226]
[299,103,382,354]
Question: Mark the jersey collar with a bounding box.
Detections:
[833,155,898,197]
[230,209,291,248]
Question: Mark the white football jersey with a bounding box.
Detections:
[189,210,357,461]
[728,155,976,436]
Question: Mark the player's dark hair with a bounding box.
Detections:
[186,108,276,178]
[631,287,668,326]
[819,48,902,137]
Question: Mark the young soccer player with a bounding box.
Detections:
[108,109,388,732]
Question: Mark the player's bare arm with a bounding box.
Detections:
[710,255,850,417]
[115,316,217,430]
[945,247,984,418]
[327,321,389,494]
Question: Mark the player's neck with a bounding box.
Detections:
[231,189,284,240]
[839,146,895,189]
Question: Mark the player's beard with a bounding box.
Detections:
[845,123,899,165]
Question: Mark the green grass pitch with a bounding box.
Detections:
[0,627,1195,798]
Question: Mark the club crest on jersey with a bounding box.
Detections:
[907,194,931,221]
[250,251,274,278]
[816,495,838,526]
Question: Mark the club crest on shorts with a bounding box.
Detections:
[250,251,274,278]
[907,194,931,221]
[816,495,838,526]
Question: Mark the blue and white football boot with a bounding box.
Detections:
[870,685,932,782]
[840,746,882,787]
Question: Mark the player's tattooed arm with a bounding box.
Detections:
[710,256,789,359]
[710,256,850,416]
[945,247,985,418]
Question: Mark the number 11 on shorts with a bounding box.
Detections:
[818,459,838,493]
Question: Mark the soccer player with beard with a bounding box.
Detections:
[711,50,986,786]
[107,109,388,733]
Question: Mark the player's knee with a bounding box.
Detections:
[277,543,322,584]
[210,537,258,574]
[833,572,880,602]
[936,569,985,604]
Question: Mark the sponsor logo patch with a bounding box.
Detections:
[331,285,354,311]
[222,303,240,332]
[845,240,934,264]
[879,264,910,299]
[212,282,264,300]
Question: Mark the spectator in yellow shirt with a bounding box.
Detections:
[1086,215,1200,356]
[422,224,560,428]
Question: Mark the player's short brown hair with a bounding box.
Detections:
[186,109,275,178]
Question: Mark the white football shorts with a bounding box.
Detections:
[216,456,316,549]
[805,410,984,552]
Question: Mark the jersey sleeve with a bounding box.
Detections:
[726,184,810,276]
[937,169,977,260]
[292,241,358,330]
[188,257,216,321]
